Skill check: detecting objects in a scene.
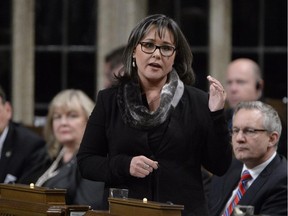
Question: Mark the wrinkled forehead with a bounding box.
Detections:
[227,63,258,80]
[226,70,257,84]
[233,108,263,124]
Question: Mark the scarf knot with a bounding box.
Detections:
[117,69,184,129]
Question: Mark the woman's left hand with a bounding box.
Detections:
[207,75,226,112]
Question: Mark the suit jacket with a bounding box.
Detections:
[0,121,50,184]
[77,85,232,216]
[42,156,105,210]
[208,155,287,216]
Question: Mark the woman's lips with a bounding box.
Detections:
[148,63,161,68]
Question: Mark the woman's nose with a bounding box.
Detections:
[152,48,161,58]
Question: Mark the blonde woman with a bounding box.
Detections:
[36,89,105,209]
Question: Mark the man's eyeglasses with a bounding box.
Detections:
[231,127,268,137]
[139,42,176,57]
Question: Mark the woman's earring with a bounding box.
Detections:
[132,59,136,67]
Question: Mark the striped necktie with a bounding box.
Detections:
[223,170,252,216]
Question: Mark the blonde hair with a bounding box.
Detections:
[44,89,95,159]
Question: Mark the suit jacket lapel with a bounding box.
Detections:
[210,160,243,216]
[240,155,280,204]
[220,160,243,206]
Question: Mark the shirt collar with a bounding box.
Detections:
[242,152,277,180]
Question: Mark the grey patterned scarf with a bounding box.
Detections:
[117,69,184,129]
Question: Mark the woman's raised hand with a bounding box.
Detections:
[207,75,226,112]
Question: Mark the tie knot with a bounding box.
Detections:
[241,170,252,182]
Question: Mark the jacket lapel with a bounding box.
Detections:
[239,155,280,204]
[221,161,243,205]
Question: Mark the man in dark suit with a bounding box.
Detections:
[0,86,50,184]
[208,101,287,216]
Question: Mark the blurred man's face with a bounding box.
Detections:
[0,98,12,134]
[226,62,260,108]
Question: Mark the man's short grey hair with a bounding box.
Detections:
[233,101,282,138]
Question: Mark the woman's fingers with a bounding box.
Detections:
[207,75,226,111]
[130,156,158,178]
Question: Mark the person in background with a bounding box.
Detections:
[225,58,264,129]
[225,58,264,110]
[103,45,126,88]
[225,58,287,158]
[35,89,105,210]
[208,101,287,216]
[77,14,232,216]
[0,85,50,184]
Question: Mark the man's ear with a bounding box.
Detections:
[256,79,264,91]
[268,131,279,148]
[256,79,264,99]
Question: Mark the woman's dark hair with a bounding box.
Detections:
[117,14,195,85]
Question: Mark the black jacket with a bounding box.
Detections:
[77,85,232,216]
[0,121,50,184]
[42,156,105,210]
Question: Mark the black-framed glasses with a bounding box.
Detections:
[139,42,176,57]
[231,127,268,137]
